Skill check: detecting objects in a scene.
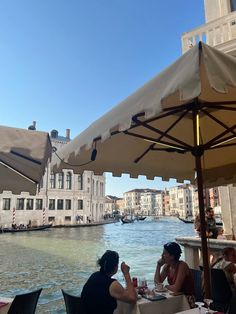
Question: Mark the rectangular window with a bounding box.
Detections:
[78,174,83,190]
[231,0,236,11]
[57,199,64,210]
[48,216,55,222]
[66,172,72,189]
[36,199,43,210]
[26,199,34,210]
[2,198,11,210]
[58,173,64,189]
[16,198,24,210]
[65,216,71,221]
[78,200,83,210]
[50,172,56,189]
[49,199,55,210]
[65,199,71,210]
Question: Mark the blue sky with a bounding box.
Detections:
[0,1,205,197]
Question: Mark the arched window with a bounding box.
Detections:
[66,172,72,189]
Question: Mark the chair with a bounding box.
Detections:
[8,288,42,314]
[61,289,86,314]
[210,269,232,313]
[190,268,204,302]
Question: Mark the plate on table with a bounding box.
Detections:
[154,287,168,293]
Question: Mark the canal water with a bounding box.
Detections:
[0,217,195,313]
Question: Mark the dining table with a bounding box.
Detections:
[0,297,13,314]
[174,308,219,314]
[114,290,190,314]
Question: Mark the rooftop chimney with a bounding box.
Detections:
[66,129,70,140]
[28,121,36,130]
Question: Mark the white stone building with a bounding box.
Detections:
[0,125,106,227]
[155,191,166,216]
[140,190,159,215]
[169,184,194,218]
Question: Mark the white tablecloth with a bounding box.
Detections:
[174,308,214,314]
[114,292,190,314]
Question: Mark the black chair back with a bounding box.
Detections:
[62,289,86,314]
[210,268,232,312]
[190,268,204,302]
[8,288,42,314]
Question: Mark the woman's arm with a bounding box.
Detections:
[165,261,188,293]
[154,258,168,284]
[109,262,137,304]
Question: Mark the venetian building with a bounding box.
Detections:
[169,184,194,218]
[0,124,106,227]
[182,0,236,237]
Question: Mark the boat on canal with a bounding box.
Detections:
[121,216,134,224]
[1,223,52,233]
[178,217,194,223]
[136,216,147,221]
[178,217,223,226]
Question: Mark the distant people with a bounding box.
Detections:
[212,247,236,292]
[194,214,201,236]
[81,250,136,314]
[154,242,195,308]
[205,207,218,239]
[27,220,32,228]
[217,227,227,240]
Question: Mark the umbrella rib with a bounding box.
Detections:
[208,142,236,150]
[132,114,192,150]
[201,109,236,148]
[129,109,192,163]
[0,159,37,184]
[10,150,42,165]
[124,131,189,151]
[205,104,236,111]
[130,104,192,129]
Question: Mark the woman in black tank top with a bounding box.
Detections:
[81,250,137,314]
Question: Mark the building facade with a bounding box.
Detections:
[0,125,106,227]
[169,184,195,218]
[182,0,236,56]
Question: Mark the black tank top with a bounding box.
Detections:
[81,271,117,314]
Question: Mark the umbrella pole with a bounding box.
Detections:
[195,155,211,298]
[192,105,211,298]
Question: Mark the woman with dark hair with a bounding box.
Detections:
[154,242,195,308]
[81,250,136,314]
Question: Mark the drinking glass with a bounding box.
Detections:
[204,299,213,313]
[140,277,147,288]
[195,302,204,312]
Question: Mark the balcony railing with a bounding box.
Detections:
[182,11,236,54]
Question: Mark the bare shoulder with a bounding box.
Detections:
[109,280,124,298]
[179,260,189,271]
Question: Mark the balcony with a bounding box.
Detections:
[182,11,236,56]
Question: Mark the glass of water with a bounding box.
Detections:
[204,299,213,313]
[195,302,204,312]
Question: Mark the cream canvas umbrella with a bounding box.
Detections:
[0,125,52,195]
[53,42,236,297]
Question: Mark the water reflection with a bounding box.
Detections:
[0,217,195,313]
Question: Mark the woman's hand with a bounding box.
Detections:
[121,261,130,275]
[157,257,165,267]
